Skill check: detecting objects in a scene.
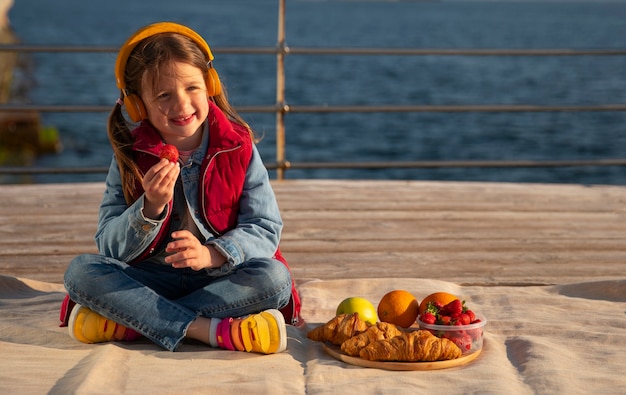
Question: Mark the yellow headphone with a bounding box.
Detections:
[114,22,222,122]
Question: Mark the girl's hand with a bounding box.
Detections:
[142,158,180,219]
[165,230,227,270]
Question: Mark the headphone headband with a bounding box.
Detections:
[114,22,215,91]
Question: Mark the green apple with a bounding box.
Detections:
[336,297,378,325]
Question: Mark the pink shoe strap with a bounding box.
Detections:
[122,327,142,341]
[216,318,235,351]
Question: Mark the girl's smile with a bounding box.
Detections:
[171,114,195,126]
[141,61,209,150]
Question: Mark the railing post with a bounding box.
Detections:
[275,0,287,180]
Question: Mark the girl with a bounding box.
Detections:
[61,22,298,354]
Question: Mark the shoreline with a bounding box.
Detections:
[0,0,16,102]
[0,1,59,169]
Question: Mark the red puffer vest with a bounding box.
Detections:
[129,101,253,263]
[60,102,302,328]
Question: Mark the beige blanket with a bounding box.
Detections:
[1,274,624,394]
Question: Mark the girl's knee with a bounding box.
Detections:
[64,254,113,289]
[259,258,292,284]
[64,254,91,282]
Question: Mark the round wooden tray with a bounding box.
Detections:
[322,343,482,371]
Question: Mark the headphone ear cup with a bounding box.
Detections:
[206,68,221,97]
[124,94,147,122]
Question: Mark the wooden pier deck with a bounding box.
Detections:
[1,179,625,287]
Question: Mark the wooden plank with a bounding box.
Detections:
[1,180,625,286]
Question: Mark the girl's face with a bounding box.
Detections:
[141,61,209,150]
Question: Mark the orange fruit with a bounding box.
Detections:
[418,292,459,316]
[377,290,420,328]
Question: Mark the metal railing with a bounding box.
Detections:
[1,0,626,180]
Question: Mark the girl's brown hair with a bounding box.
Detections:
[108,33,256,205]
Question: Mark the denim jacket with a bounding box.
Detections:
[95,120,283,276]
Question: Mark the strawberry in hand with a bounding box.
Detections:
[159,144,179,163]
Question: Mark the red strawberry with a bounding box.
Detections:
[159,144,179,163]
[425,301,442,315]
[440,299,463,316]
[466,309,476,323]
[451,333,473,351]
[420,312,436,325]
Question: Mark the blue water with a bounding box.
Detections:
[7,0,626,184]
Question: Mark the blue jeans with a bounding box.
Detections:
[64,254,292,351]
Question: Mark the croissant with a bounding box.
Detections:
[307,313,370,346]
[359,330,462,362]
[340,322,403,357]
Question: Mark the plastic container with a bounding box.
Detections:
[417,313,487,355]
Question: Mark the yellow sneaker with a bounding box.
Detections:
[216,309,287,354]
[240,309,287,354]
[68,304,139,344]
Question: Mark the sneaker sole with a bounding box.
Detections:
[67,303,85,342]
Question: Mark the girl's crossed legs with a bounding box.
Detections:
[64,254,292,352]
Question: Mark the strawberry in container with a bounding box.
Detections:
[417,294,487,355]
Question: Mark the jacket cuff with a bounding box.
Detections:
[204,238,242,275]
[136,195,167,227]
